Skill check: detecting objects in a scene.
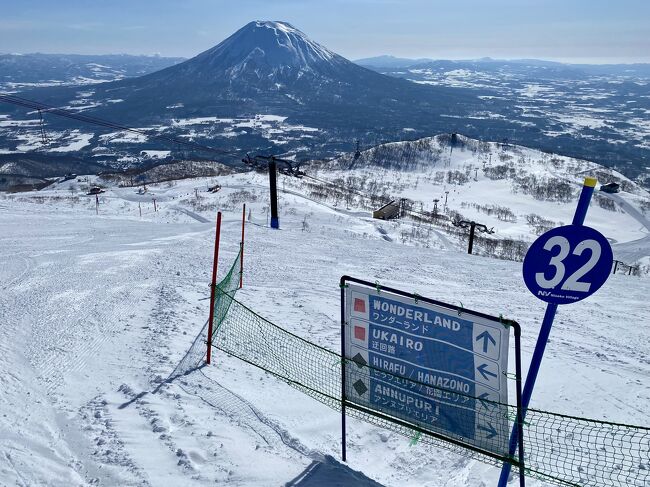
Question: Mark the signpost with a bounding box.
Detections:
[498,177,613,486]
[340,276,525,479]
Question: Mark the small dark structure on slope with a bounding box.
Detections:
[372,200,401,220]
[87,186,105,195]
[600,182,620,194]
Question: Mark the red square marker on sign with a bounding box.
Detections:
[354,326,366,341]
[353,298,366,313]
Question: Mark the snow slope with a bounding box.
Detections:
[0,169,649,486]
[305,134,650,260]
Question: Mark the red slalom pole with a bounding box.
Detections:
[240,203,246,289]
[206,211,222,365]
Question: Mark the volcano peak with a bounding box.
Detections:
[191,19,340,74]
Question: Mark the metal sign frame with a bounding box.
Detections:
[340,275,525,486]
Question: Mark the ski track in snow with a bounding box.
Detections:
[172,205,211,223]
[0,164,649,486]
[600,192,650,263]
[179,369,316,459]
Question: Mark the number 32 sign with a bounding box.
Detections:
[523,225,613,305]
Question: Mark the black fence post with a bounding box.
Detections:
[340,276,347,462]
[513,321,526,487]
[269,159,279,229]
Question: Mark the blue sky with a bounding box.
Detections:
[2,0,649,63]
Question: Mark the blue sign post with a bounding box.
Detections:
[498,177,613,486]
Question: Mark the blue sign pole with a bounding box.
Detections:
[497,177,597,487]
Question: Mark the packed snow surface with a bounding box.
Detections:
[0,168,649,486]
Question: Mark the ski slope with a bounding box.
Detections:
[0,168,649,486]
[309,135,650,250]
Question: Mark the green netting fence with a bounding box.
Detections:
[202,283,648,487]
[168,250,649,486]
[166,249,242,381]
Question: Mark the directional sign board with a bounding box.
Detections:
[344,282,510,455]
[523,224,613,305]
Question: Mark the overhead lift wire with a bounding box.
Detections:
[0,94,242,161]
[3,93,473,224]
[301,172,450,223]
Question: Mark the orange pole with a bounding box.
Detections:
[240,204,246,289]
[206,211,222,365]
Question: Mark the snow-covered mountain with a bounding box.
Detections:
[354,55,435,68]
[0,53,185,89]
[0,21,478,166]
[22,20,445,119]
[127,21,355,90]
[301,134,650,265]
[187,20,341,76]
[1,21,648,186]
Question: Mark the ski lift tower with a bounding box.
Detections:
[242,154,305,230]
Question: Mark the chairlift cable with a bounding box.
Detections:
[0,94,242,161]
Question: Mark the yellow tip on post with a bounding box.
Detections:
[584,177,597,188]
